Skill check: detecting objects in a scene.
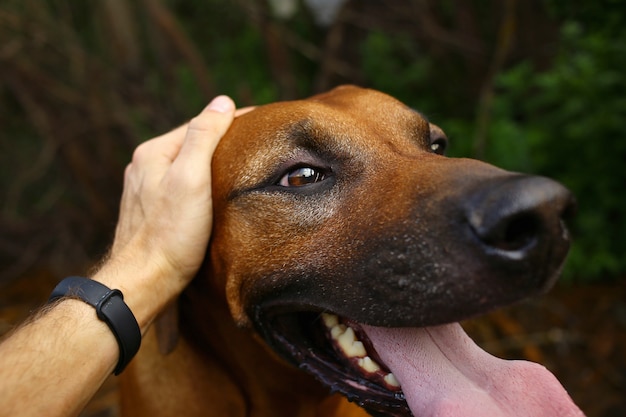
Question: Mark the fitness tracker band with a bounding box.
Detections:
[48,276,141,375]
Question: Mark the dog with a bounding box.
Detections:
[119,86,584,416]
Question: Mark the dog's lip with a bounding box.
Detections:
[256,310,412,416]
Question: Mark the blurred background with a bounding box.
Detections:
[0,0,624,415]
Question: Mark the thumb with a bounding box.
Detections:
[171,96,236,173]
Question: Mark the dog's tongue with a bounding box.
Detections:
[362,323,585,417]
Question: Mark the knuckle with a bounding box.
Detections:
[188,113,229,135]
[188,116,215,133]
[131,141,152,164]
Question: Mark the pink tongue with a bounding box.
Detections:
[362,323,585,417]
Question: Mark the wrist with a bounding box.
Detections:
[93,238,188,334]
[48,277,141,375]
[92,264,162,335]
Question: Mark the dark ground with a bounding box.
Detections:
[1,270,624,417]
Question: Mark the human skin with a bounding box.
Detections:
[0,96,247,417]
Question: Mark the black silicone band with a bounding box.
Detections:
[48,276,141,375]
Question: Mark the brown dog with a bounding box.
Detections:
[119,86,584,416]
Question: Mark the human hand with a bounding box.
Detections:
[96,96,250,329]
[0,97,252,417]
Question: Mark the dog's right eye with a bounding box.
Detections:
[278,167,327,187]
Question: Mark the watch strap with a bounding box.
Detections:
[48,276,141,375]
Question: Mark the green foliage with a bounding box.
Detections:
[360,31,434,109]
[359,30,475,120]
[481,21,626,281]
[211,26,280,104]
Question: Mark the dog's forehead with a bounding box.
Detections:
[214,87,434,192]
[236,87,430,149]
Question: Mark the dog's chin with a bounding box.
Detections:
[256,311,412,417]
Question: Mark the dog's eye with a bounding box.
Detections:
[429,125,448,155]
[279,167,327,187]
[430,138,447,155]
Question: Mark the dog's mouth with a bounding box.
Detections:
[263,311,410,416]
[259,310,585,417]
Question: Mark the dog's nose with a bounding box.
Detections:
[466,175,576,258]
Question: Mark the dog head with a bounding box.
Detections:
[207,86,580,416]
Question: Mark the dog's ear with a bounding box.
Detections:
[155,302,179,355]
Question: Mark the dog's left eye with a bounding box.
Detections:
[430,138,447,155]
[279,167,327,187]
[428,125,448,155]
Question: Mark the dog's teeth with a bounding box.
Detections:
[337,327,367,357]
[322,313,400,390]
[330,324,347,339]
[321,313,339,328]
[321,313,400,390]
[324,314,367,358]
[350,341,367,357]
[384,373,401,388]
[357,356,381,373]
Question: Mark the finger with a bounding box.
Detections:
[137,103,251,167]
[171,96,236,174]
[153,122,189,144]
[132,123,189,170]
[120,96,237,216]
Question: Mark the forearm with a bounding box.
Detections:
[0,299,118,417]
[0,244,168,417]
[0,96,239,416]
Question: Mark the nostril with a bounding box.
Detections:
[481,212,542,252]
[561,195,578,222]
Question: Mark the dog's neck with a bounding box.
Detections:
[120,274,339,417]
[176,276,335,416]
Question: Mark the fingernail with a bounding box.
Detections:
[206,95,234,113]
